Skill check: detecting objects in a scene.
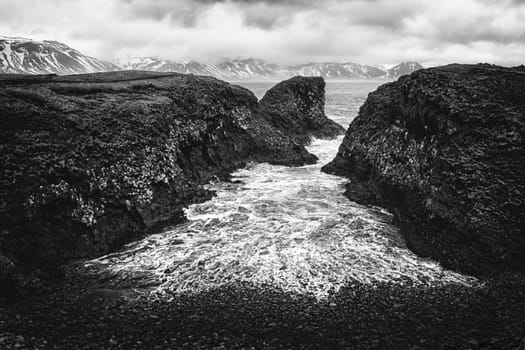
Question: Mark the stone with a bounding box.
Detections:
[259,76,345,145]
[323,64,525,275]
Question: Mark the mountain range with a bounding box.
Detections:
[1,36,423,79]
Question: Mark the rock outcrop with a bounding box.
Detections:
[259,76,345,145]
[0,71,320,293]
[323,64,525,274]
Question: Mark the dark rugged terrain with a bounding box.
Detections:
[0,68,524,349]
[323,64,525,275]
[0,72,340,293]
[1,272,524,349]
[259,76,345,144]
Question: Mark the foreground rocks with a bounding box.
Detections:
[0,72,329,293]
[0,271,524,349]
[323,64,525,275]
[259,76,345,145]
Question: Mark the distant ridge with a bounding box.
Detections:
[385,62,423,78]
[119,57,424,80]
[1,36,423,79]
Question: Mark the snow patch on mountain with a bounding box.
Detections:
[118,57,423,80]
[386,62,424,79]
[0,36,119,75]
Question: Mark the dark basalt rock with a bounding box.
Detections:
[323,64,525,275]
[0,71,319,293]
[259,76,345,145]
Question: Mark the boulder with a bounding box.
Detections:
[0,71,319,291]
[323,64,525,274]
[259,76,345,145]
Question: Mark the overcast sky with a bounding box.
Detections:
[1,0,524,66]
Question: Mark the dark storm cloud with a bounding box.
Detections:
[192,0,313,4]
[439,24,525,45]
[118,0,392,30]
[242,7,288,29]
[336,1,418,30]
[238,1,309,29]
[118,0,311,29]
[113,0,415,32]
[119,0,203,25]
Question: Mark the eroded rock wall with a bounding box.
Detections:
[0,72,319,292]
[323,64,525,274]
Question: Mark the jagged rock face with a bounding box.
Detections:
[259,76,345,145]
[0,71,318,292]
[323,64,525,275]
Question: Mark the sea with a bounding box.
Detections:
[85,81,476,299]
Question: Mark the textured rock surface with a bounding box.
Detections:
[259,76,345,145]
[0,71,318,292]
[323,64,525,274]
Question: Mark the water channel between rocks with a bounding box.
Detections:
[84,81,477,299]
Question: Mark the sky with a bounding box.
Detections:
[1,0,524,67]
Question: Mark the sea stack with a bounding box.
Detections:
[259,76,345,145]
[323,64,525,274]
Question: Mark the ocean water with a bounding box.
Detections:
[84,81,476,299]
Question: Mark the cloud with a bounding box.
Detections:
[0,0,524,66]
[402,0,525,45]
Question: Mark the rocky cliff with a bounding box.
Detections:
[323,64,525,274]
[0,71,320,293]
[259,76,345,145]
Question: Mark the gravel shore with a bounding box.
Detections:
[1,270,524,349]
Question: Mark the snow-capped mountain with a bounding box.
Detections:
[0,36,119,75]
[0,36,423,79]
[118,57,423,80]
[118,57,283,80]
[287,62,388,79]
[386,62,424,78]
[117,57,218,76]
[216,59,282,79]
